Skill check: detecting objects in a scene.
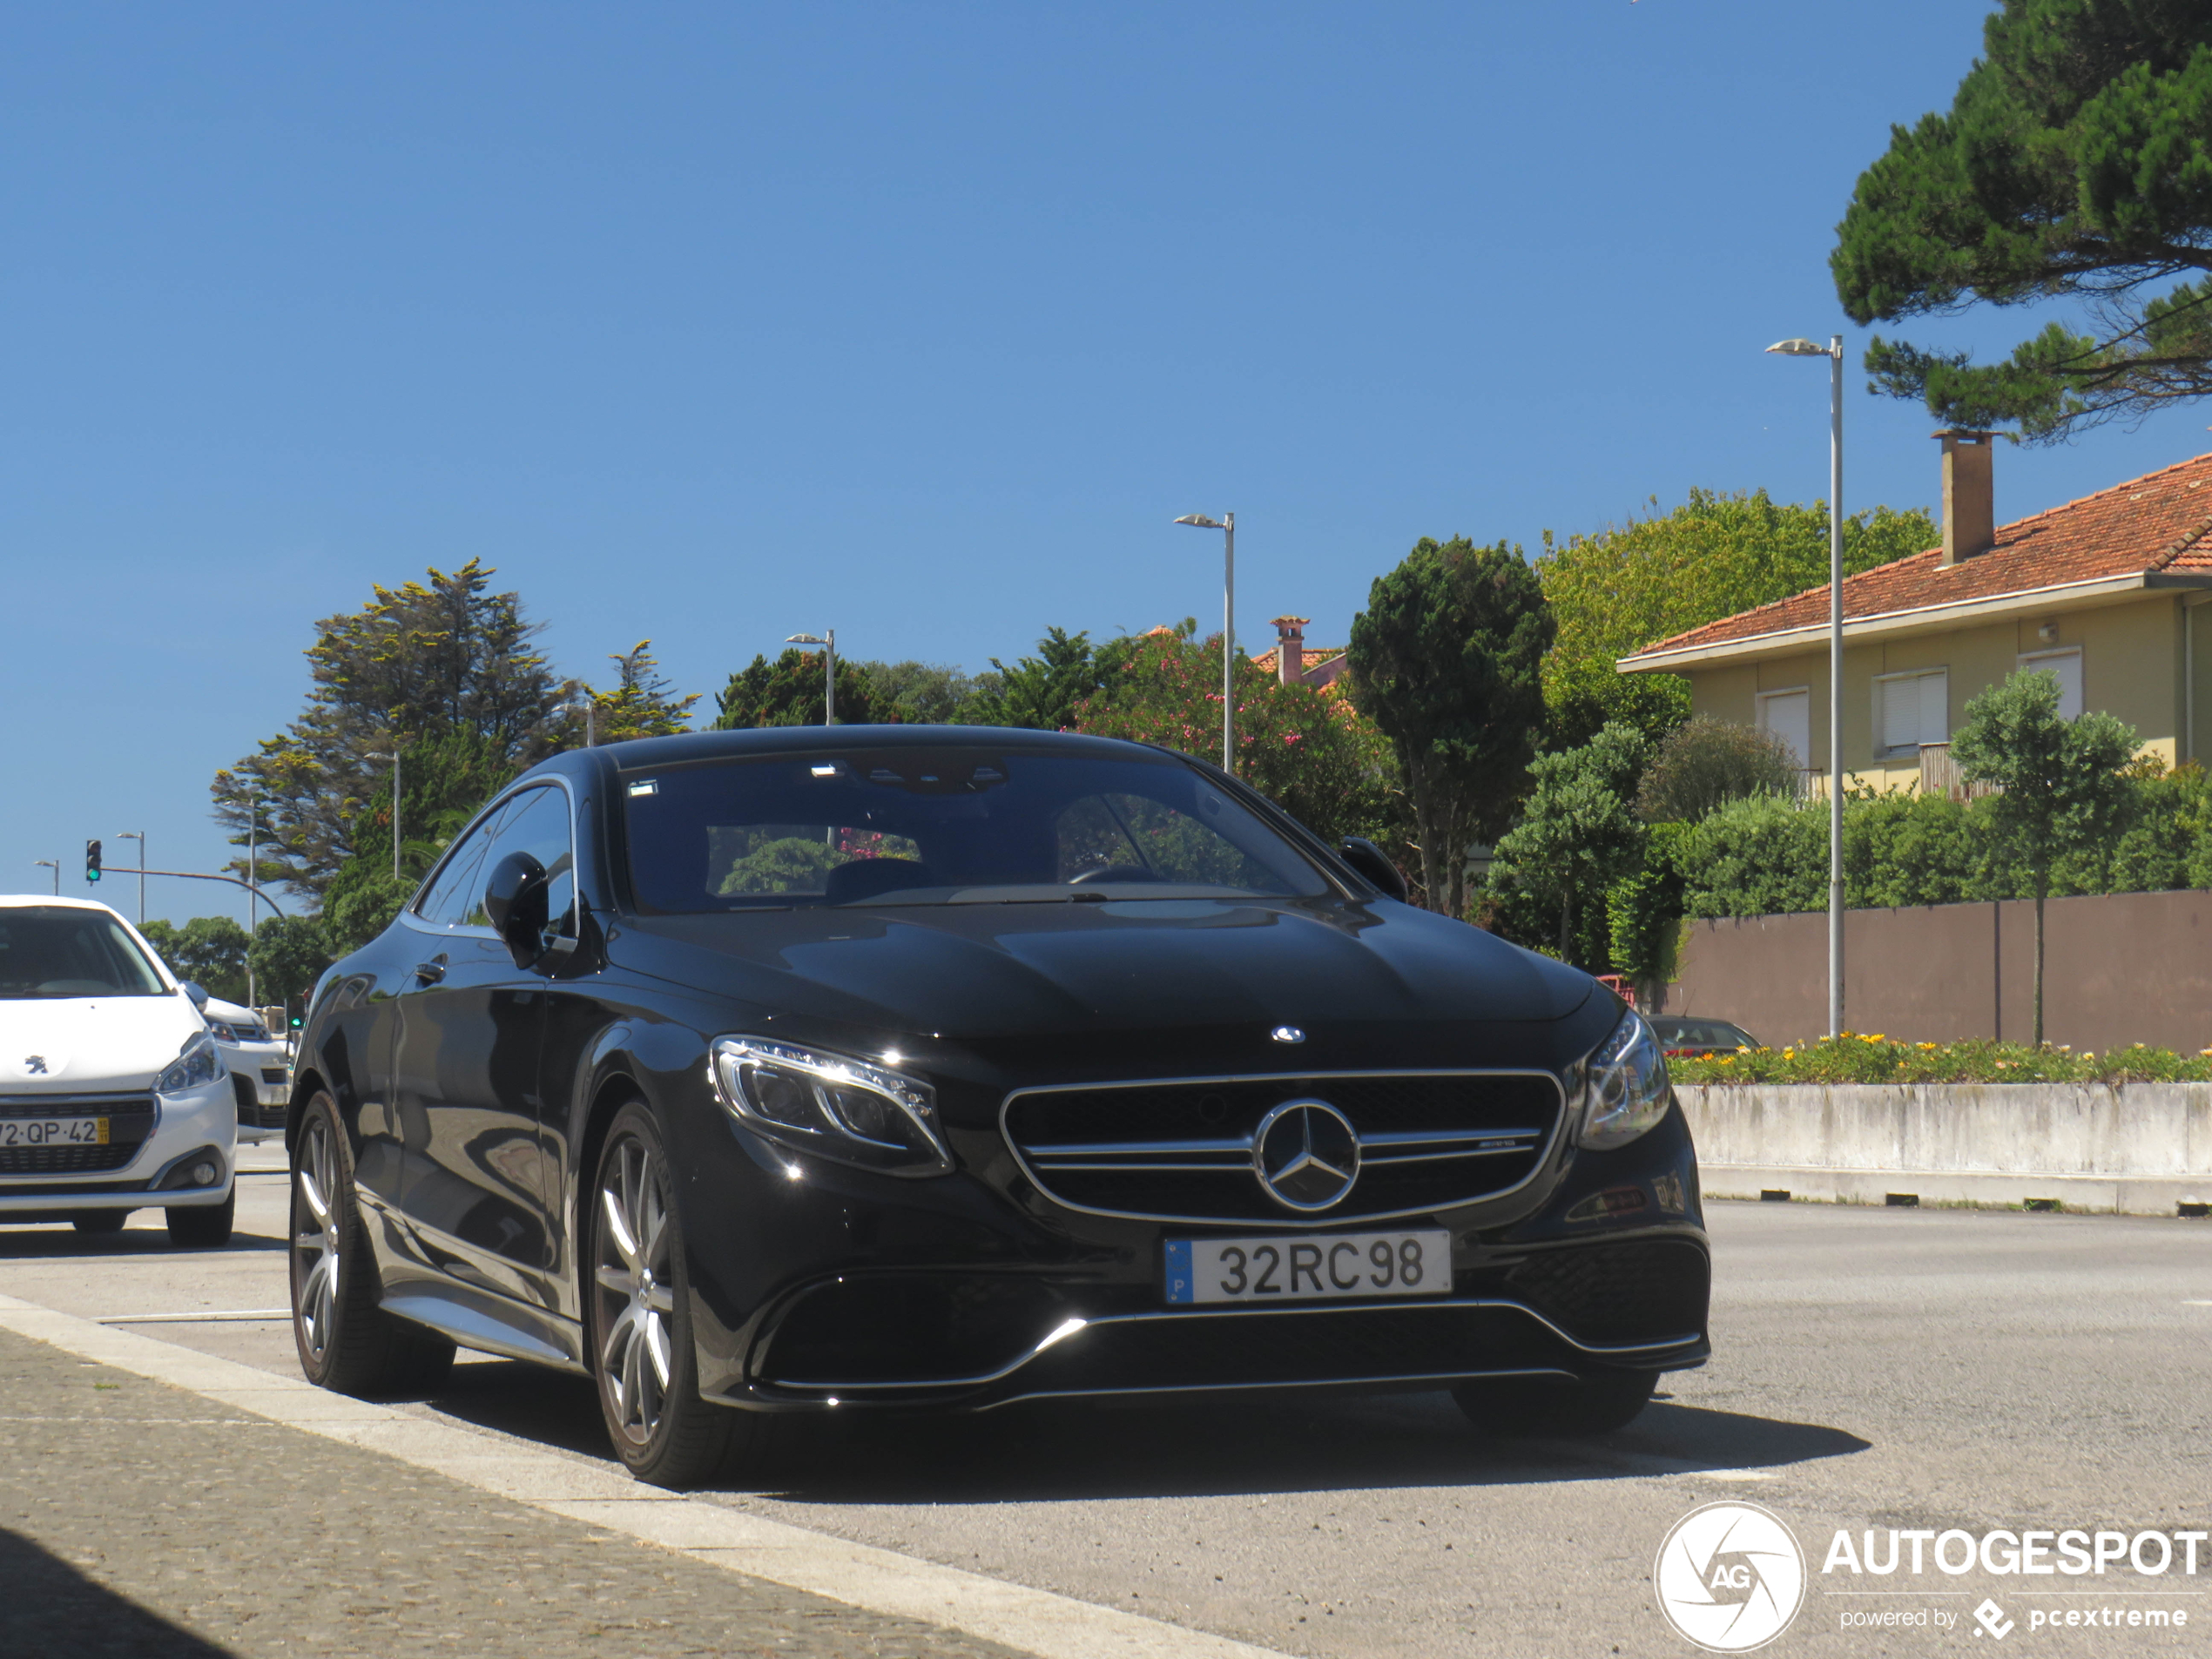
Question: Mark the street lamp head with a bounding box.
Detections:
[1766,337,1832,357]
[786,633,826,646]
[1173,514,1224,529]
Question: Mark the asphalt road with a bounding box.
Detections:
[3,1152,2209,1656]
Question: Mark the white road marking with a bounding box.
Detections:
[97,1308,292,1324]
[0,1291,1293,1659]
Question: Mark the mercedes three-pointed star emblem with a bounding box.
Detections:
[1251,1098,1360,1212]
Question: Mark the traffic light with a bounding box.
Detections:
[85,840,102,884]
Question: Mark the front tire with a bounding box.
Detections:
[166,1192,235,1247]
[290,1093,454,1398]
[1453,1369,1656,1437]
[588,1102,750,1488]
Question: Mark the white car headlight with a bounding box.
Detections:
[1575,1008,1672,1150]
[155,1032,221,1096]
[710,1037,952,1177]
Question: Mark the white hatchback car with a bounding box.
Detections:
[0,894,237,1244]
[201,994,291,1144]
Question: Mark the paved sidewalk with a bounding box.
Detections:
[0,1325,1028,1658]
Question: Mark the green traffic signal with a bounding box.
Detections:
[85,839,102,883]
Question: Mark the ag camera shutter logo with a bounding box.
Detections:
[1655,1501,1807,1652]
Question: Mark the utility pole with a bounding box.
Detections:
[117,831,146,923]
[33,860,58,895]
[1173,511,1237,772]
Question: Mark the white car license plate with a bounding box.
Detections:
[1164,1229,1450,1305]
[0,1116,110,1148]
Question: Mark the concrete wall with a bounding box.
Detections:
[1660,887,2212,1053]
[1678,1082,2212,1214]
[1680,590,2191,784]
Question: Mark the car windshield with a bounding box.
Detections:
[0,907,169,998]
[621,746,1333,913]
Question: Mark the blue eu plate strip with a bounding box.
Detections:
[1163,1238,1194,1305]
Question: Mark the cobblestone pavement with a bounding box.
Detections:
[0,1325,1030,1659]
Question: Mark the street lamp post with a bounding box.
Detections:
[116,831,146,924]
[1767,334,1846,1039]
[245,795,260,1008]
[367,752,401,883]
[786,632,836,725]
[1173,511,1236,772]
[32,860,58,896]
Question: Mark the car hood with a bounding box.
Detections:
[611,896,1595,1045]
[0,994,204,1091]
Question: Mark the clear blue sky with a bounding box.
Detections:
[5,2,2202,926]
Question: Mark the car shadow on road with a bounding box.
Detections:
[0,1224,286,1258]
[419,1360,1869,1503]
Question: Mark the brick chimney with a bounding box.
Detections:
[1937,429,1997,567]
[1271,617,1308,685]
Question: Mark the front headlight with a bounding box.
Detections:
[710,1037,954,1177]
[1575,1008,1671,1150]
[155,1033,221,1096]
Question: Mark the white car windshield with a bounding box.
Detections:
[620,747,1331,913]
[0,907,169,998]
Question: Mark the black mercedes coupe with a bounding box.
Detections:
[288,726,1709,1487]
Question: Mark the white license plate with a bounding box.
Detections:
[0,1116,110,1148]
[1164,1229,1450,1305]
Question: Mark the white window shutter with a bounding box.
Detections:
[1880,676,1918,752]
[1918,671,1948,745]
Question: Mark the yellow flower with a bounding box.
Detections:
[1917,1042,1937,1050]
[1783,1049,1794,1059]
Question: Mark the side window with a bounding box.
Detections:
[462,786,577,943]
[413,799,516,928]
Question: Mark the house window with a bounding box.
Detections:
[1876,668,1948,756]
[1756,688,1810,769]
[2017,647,2083,718]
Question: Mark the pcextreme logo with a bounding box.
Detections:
[1655,1501,1809,1652]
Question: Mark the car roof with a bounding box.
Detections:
[517,723,1189,785]
[0,893,129,914]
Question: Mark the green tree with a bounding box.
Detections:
[212,560,571,900]
[1835,2,2212,440]
[1950,668,2141,1042]
[1607,819,1696,993]
[319,728,522,955]
[1636,714,1803,822]
[961,628,1136,731]
[712,650,885,729]
[1537,491,1938,749]
[1069,629,1403,852]
[248,914,334,1010]
[1347,537,1554,915]
[138,916,253,1004]
[853,660,995,725]
[1486,723,1651,965]
[586,640,699,742]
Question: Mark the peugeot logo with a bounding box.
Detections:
[1252,1098,1359,1212]
[22,1055,47,1076]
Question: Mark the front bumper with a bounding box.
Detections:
[673,1082,1710,1413]
[0,1076,236,1215]
[220,1042,293,1136]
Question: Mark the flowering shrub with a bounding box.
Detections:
[1671,1034,2212,1086]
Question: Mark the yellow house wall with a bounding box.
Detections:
[1674,592,2190,786]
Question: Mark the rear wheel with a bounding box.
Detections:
[166,1192,235,1247]
[291,1093,454,1397]
[588,1102,754,1488]
[1453,1369,1656,1438]
[71,1211,129,1236]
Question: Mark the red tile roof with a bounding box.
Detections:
[1622,450,2212,664]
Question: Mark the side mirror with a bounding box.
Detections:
[1339,837,1409,904]
[482,851,551,968]
[179,981,210,1008]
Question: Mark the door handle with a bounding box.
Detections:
[413,958,447,985]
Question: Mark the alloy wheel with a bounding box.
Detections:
[594,1133,677,1447]
[293,1114,341,1365]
